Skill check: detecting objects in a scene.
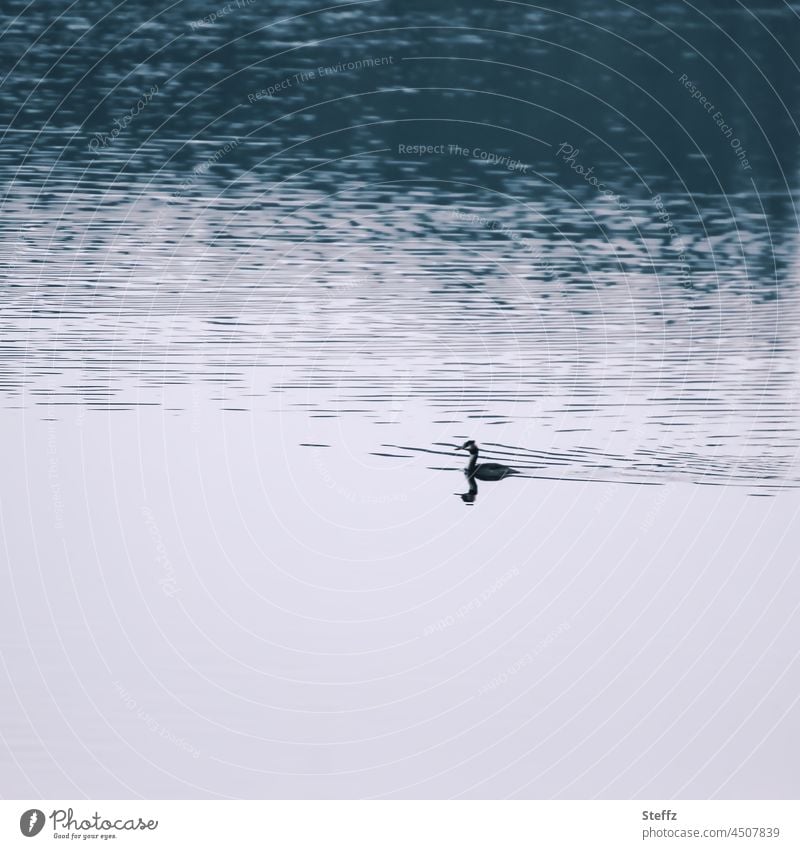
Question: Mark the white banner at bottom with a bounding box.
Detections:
[2,800,797,848]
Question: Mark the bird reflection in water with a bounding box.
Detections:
[458,475,479,504]
[455,440,518,504]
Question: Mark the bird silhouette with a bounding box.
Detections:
[456,440,519,481]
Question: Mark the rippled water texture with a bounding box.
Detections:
[1,1,800,799]
[3,0,800,488]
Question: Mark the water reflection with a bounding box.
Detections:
[457,475,479,505]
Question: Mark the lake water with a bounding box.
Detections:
[1,0,799,799]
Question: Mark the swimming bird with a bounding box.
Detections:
[456,440,518,481]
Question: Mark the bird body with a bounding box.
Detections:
[457,440,518,480]
[471,462,517,481]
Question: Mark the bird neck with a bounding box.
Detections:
[466,452,478,473]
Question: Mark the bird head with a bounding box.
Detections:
[457,440,478,453]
